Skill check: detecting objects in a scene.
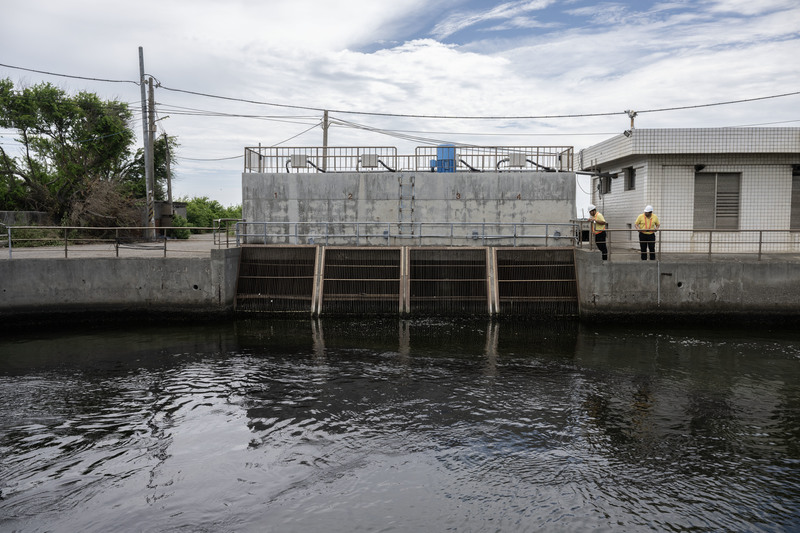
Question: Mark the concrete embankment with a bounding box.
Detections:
[0,248,241,326]
[576,250,800,323]
[2,246,800,325]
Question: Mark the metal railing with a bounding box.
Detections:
[5,222,800,260]
[1,225,232,259]
[236,221,579,248]
[243,145,574,173]
[213,218,244,247]
[581,226,800,260]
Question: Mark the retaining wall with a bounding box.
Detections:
[3,247,800,324]
[0,248,240,323]
[575,249,800,321]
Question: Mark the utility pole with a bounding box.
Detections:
[139,47,155,236]
[165,132,173,217]
[322,110,329,171]
[147,78,157,237]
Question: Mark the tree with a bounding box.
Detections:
[0,79,137,224]
[122,133,179,201]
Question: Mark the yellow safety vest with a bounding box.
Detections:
[593,212,606,234]
[635,213,659,234]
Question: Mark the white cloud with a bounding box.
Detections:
[431,0,558,39]
[2,0,799,207]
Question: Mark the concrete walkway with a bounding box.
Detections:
[0,233,231,259]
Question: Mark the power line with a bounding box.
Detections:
[157,83,800,120]
[0,62,139,85]
[3,61,799,121]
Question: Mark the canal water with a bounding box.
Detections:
[0,318,798,532]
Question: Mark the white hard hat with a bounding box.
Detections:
[644,205,653,212]
[588,204,596,211]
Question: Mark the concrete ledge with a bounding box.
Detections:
[575,249,800,321]
[0,248,241,327]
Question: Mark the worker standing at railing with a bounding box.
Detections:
[588,204,608,260]
[635,205,660,260]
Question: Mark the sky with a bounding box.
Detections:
[1,0,799,208]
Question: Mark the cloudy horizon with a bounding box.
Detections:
[2,0,799,207]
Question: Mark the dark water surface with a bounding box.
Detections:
[1,319,799,532]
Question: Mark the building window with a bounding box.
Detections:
[624,167,636,191]
[791,167,800,231]
[693,173,740,230]
[599,175,611,195]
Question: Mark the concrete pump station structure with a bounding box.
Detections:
[2,131,800,324]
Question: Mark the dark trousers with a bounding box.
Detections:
[595,231,608,260]
[639,232,656,260]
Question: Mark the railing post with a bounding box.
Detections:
[115,229,120,257]
[163,231,167,257]
[657,229,661,261]
[513,224,517,248]
[545,223,549,247]
[64,228,68,258]
[6,226,11,259]
[758,230,763,261]
[708,230,713,258]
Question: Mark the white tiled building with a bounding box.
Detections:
[578,128,800,254]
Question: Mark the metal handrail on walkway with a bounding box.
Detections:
[236,221,579,248]
[1,226,227,259]
[582,226,800,260]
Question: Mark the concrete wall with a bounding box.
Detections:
[242,171,576,226]
[0,248,241,322]
[575,249,800,320]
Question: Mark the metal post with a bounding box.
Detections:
[758,230,763,260]
[7,227,11,259]
[64,228,68,258]
[322,110,329,171]
[657,229,661,261]
[708,230,713,257]
[115,229,119,257]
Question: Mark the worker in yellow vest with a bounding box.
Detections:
[588,204,607,260]
[635,205,660,260]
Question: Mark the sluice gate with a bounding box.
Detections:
[235,246,578,317]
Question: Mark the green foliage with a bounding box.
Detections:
[0,78,137,224]
[182,196,242,233]
[121,134,178,201]
[168,214,191,239]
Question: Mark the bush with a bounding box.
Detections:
[168,215,191,239]
[182,196,242,234]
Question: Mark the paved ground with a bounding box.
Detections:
[0,233,231,259]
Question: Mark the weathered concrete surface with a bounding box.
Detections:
[0,248,240,323]
[242,171,575,226]
[575,249,800,320]
[4,243,800,325]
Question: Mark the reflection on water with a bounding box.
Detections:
[0,319,799,532]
